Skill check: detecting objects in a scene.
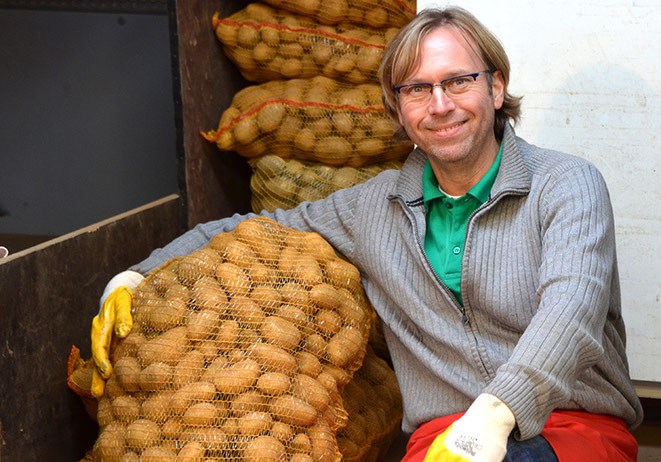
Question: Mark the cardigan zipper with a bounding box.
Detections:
[397,188,528,379]
[396,196,469,322]
[459,189,527,314]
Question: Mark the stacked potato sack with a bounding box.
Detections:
[249,155,403,212]
[258,0,415,29]
[209,2,414,213]
[336,347,402,462]
[202,77,410,166]
[91,217,374,462]
[213,4,400,84]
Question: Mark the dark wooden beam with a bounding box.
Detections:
[169,0,252,229]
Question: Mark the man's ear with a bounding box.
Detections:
[396,103,405,127]
[492,70,505,110]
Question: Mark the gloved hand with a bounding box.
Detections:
[90,270,144,398]
[423,393,515,462]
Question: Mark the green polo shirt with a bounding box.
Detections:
[423,145,502,305]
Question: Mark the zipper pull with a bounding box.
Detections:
[462,312,470,325]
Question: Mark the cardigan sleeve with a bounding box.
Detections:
[129,184,361,276]
[483,160,618,439]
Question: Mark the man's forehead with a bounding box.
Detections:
[407,26,484,78]
[422,26,481,59]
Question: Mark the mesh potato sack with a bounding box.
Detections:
[91,216,374,462]
[202,76,413,167]
[258,0,415,29]
[366,314,392,365]
[213,3,401,84]
[249,155,403,213]
[67,345,100,421]
[337,346,402,462]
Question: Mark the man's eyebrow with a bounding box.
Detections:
[404,69,474,83]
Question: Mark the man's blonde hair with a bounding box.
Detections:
[379,7,522,140]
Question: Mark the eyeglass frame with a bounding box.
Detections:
[393,70,493,102]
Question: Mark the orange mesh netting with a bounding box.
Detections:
[257,0,415,29]
[67,345,100,421]
[248,155,402,213]
[337,347,402,462]
[91,217,376,461]
[213,3,401,84]
[202,76,413,167]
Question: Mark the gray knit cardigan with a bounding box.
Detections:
[132,124,643,439]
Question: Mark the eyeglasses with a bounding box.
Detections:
[394,70,492,104]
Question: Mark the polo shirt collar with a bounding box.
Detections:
[392,123,531,205]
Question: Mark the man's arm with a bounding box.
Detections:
[129,211,260,276]
[130,180,364,276]
[484,161,617,439]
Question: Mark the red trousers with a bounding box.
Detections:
[403,410,638,462]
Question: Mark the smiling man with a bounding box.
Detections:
[91,7,643,462]
[394,30,503,195]
[378,9,642,461]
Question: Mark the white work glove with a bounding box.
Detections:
[423,393,515,462]
[90,270,144,397]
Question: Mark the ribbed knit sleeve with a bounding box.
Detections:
[129,178,366,276]
[484,159,621,439]
[129,211,259,275]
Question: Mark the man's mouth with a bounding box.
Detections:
[427,121,464,133]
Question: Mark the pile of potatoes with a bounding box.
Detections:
[214,3,400,84]
[92,217,374,461]
[208,2,416,213]
[249,154,402,213]
[257,0,415,28]
[203,76,413,166]
[337,347,402,462]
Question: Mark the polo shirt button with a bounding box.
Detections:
[453,246,461,254]
[445,202,453,209]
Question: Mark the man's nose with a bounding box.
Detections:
[428,85,455,114]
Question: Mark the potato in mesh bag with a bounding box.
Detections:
[337,346,402,462]
[249,154,403,213]
[213,3,401,84]
[258,0,415,29]
[203,76,413,167]
[92,216,373,462]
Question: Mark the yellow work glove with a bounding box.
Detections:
[423,393,515,462]
[90,270,144,398]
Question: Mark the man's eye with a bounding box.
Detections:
[410,85,427,93]
[449,77,468,87]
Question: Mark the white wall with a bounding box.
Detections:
[418,1,661,385]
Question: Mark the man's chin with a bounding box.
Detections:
[419,142,466,164]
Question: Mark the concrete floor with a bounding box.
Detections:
[383,398,661,461]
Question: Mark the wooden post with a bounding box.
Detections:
[169,0,253,229]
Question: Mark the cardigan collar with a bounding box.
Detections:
[392,123,531,206]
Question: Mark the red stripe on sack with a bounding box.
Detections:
[202,99,385,143]
[393,0,417,16]
[214,17,386,50]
